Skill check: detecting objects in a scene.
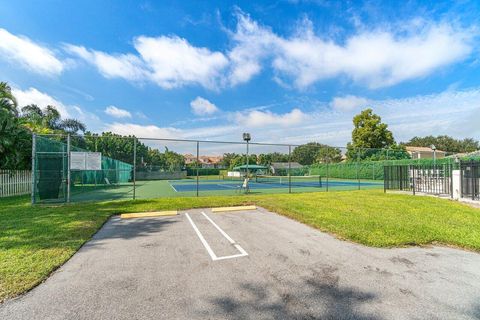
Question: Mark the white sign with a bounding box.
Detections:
[70,152,86,170]
[227,171,241,177]
[70,152,102,170]
[86,152,102,170]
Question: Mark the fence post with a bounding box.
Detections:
[31,133,36,204]
[450,163,453,199]
[357,151,360,190]
[470,160,476,200]
[383,166,387,193]
[288,145,291,194]
[412,165,416,195]
[196,141,199,197]
[460,162,463,198]
[66,134,71,203]
[133,136,136,200]
[326,154,329,192]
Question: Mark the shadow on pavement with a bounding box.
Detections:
[81,217,178,250]
[203,273,380,320]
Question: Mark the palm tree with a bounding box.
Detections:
[59,118,86,134]
[0,82,18,116]
[20,104,86,134]
[0,82,31,170]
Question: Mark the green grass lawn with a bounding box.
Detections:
[1,190,479,302]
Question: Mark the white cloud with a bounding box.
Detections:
[104,122,183,139]
[135,111,147,119]
[104,105,132,118]
[330,95,370,111]
[371,89,480,141]
[13,87,71,117]
[64,44,146,81]
[12,87,101,130]
[235,108,307,127]
[227,13,473,89]
[62,13,474,90]
[190,97,219,115]
[226,13,276,86]
[65,36,229,89]
[0,28,65,76]
[135,36,229,89]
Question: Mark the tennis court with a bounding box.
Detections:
[67,176,383,202]
[170,175,383,192]
[32,134,390,204]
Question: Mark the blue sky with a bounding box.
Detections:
[1,0,480,149]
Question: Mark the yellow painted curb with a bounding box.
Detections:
[120,211,178,219]
[211,205,257,213]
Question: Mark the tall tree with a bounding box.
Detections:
[315,146,343,163]
[257,152,289,166]
[0,82,18,116]
[346,108,405,160]
[20,104,86,134]
[349,108,394,149]
[59,118,87,134]
[164,147,185,170]
[0,82,31,169]
[292,142,339,165]
[220,153,238,168]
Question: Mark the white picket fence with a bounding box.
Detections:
[0,170,32,198]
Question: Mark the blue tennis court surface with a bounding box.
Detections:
[170,180,383,192]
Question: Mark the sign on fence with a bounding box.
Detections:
[70,152,102,170]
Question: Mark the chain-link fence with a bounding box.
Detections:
[32,133,460,204]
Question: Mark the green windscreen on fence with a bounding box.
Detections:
[33,135,133,203]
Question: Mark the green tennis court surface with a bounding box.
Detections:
[69,177,383,202]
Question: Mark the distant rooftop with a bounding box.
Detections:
[405,146,446,153]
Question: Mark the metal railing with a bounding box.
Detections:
[461,161,479,200]
[384,164,453,196]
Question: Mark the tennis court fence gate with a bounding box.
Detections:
[461,161,480,200]
[384,163,454,197]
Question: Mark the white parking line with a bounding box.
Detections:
[185,213,217,260]
[185,212,248,261]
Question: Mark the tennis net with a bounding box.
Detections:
[255,175,322,187]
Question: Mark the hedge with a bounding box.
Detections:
[186,168,220,176]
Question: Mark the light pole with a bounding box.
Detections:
[243,133,251,187]
[431,144,437,166]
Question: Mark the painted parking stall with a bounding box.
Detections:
[186,212,248,261]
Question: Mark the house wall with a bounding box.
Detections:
[409,151,446,160]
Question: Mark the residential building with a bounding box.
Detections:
[405,146,446,160]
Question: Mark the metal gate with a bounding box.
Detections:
[384,163,453,196]
[461,161,479,200]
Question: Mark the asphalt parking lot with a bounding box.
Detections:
[1,207,480,320]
